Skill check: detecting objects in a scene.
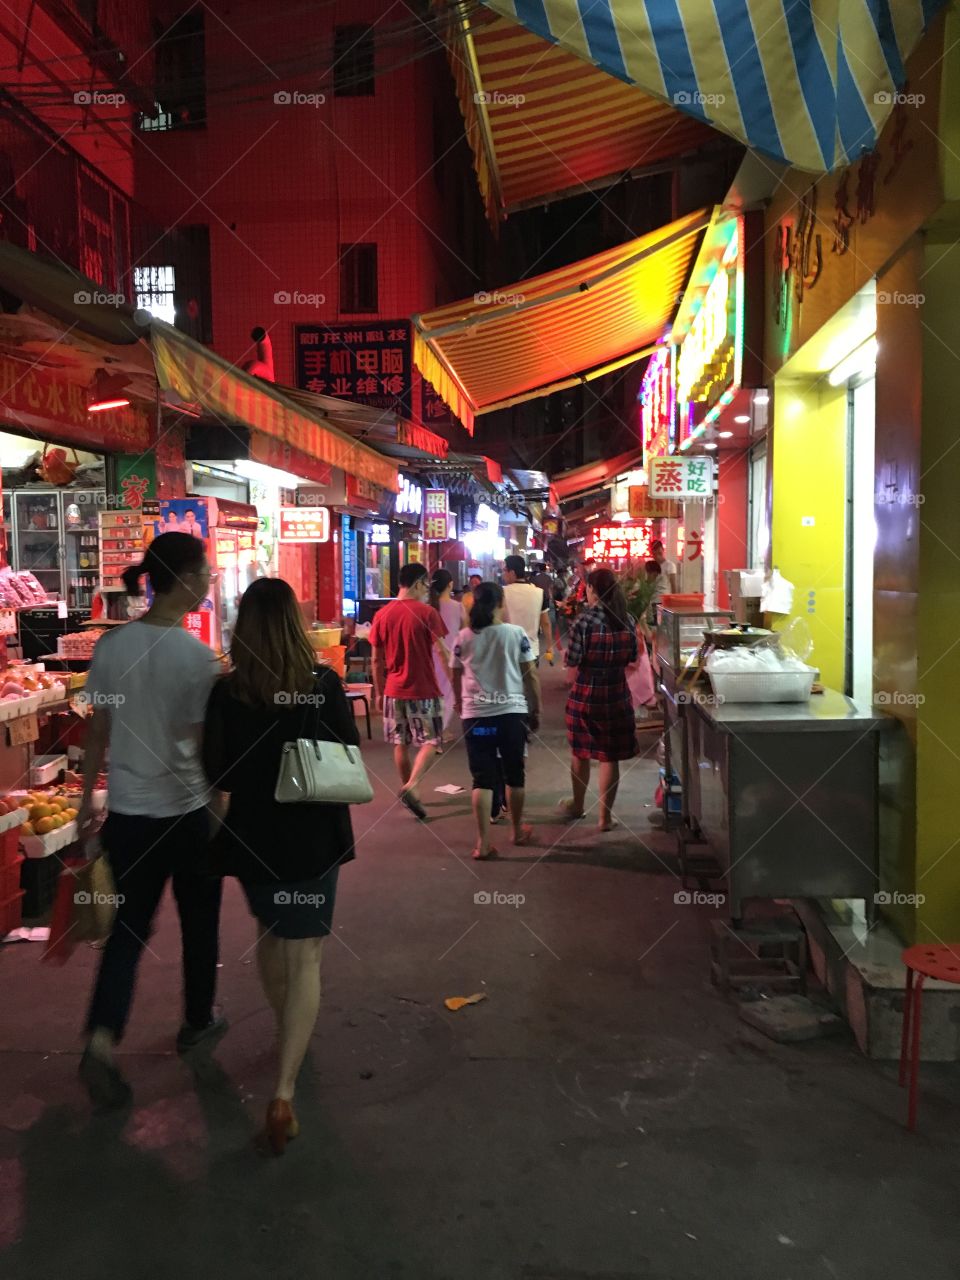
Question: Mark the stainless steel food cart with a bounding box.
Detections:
[681,688,887,921]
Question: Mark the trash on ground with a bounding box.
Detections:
[435,784,465,795]
[2,926,50,944]
[444,992,488,1011]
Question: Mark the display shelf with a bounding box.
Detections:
[0,693,42,722]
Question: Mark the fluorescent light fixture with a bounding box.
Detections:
[703,442,718,451]
[734,414,750,424]
[610,509,631,522]
[88,397,130,412]
[233,458,303,488]
[753,390,770,405]
[828,337,878,386]
[718,430,734,439]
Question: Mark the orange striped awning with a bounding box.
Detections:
[412,208,711,434]
[443,6,715,224]
[150,322,398,493]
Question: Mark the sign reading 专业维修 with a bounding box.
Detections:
[423,489,449,541]
[278,507,330,543]
[648,456,715,501]
[295,321,412,416]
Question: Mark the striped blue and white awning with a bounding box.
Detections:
[480,1,949,172]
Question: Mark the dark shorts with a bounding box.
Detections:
[463,714,527,792]
[241,866,340,939]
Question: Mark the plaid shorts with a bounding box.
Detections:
[383,697,444,747]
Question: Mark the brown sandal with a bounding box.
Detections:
[513,825,535,846]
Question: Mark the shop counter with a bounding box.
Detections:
[681,688,890,921]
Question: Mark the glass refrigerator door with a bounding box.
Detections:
[15,492,61,596]
[62,491,102,610]
[2,491,11,567]
[215,529,240,650]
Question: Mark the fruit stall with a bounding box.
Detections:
[0,658,98,938]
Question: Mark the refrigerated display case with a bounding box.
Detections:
[5,488,103,608]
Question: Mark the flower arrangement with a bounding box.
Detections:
[619,560,659,627]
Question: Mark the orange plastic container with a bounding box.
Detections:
[313,644,346,678]
[661,593,705,611]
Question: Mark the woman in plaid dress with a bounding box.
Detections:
[563,568,638,831]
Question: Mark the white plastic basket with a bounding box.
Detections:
[0,806,28,835]
[30,754,67,786]
[707,668,815,704]
[21,819,79,859]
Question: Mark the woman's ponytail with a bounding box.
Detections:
[122,561,147,596]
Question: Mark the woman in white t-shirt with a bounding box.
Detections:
[451,582,541,859]
[429,569,464,742]
[76,532,223,1110]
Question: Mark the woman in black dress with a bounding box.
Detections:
[203,577,358,1155]
[563,567,638,831]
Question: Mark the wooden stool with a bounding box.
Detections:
[899,944,960,1131]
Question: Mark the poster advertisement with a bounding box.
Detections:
[294,320,412,416]
[156,498,210,541]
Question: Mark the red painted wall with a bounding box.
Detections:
[716,449,749,609]
[135,0,483,383]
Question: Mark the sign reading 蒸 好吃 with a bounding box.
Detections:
[648,456,715,501]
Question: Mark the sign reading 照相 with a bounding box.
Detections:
[423,489,449,541]
[647,456,715,501]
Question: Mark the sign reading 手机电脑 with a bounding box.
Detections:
[423,489,449,541]
[640,345,675,460]
[587,522,654,563]
[295,321,412,416]
[648,456,715,501]
[676,220,741,415]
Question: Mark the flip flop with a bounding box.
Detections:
[598,818,620,832]
[559,800,585,821]
[513,824,535,846]
[471,846,498,860]
[399,790,427,820]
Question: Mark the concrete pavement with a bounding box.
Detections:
[1,665,960,1280]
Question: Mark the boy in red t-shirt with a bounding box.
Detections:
[370,562,450,818]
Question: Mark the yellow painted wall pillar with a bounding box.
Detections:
[770,380,848,691]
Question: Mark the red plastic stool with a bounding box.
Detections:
[899,944,960,1131]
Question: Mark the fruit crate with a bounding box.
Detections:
[21,820,78,859]
[0,853,23,901]
[0,693,42,722]
[0,807,29,838]
[30,755,68,786]
[0,890,24,938]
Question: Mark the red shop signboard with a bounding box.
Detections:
[587,522,653,563]
[0,358,154,452]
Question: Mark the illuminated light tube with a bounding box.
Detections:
[88,397,130,412]
[754,390,770,405]
[828,337,878,387]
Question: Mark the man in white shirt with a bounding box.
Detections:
[651,540,678,597]
[502,555,552,662]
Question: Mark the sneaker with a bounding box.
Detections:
[79,1048,133,1110]
[176,1010,228,1054]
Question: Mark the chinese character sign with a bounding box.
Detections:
[640,345,675,460]
[423,489,449,541]
[676,220,741,410]
[628,485,680,520]
[295,321,412,416]
[587,523,653,563]
[278,507,331,543]
[648,456,715,500]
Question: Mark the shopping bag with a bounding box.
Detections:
[42,856,117,965]
[626,642,656,709]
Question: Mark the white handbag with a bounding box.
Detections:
[274,738,374,805]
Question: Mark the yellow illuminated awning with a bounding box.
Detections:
[412,208,712,434]
[442,6,715,224]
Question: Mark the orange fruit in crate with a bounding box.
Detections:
[49,815,63,829]
[21,821,34,836]
[34,817,54,835]
[29,804,52,821]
